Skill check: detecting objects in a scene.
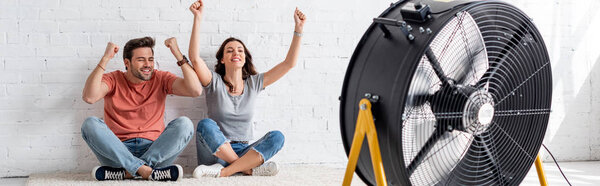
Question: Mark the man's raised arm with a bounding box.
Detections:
[82,42,116,104]
[165,37,202,97]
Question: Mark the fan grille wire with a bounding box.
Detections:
[401,3,551,185]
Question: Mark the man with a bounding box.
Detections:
[81,36,201,181]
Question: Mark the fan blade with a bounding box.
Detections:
[426,11,488,87]
[425,48,452,86]
[406,128,444,176]
[407,63,436,106]
[443,133,507,185]
[454,12,488,86]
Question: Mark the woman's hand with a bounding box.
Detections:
[294,7,306,33]
[190,0,204,17]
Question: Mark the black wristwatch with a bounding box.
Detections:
[177,55,189,66]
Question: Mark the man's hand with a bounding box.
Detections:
[165,37,183,60]
[294,7,306,33]
[165,37,178,49]
[189,0,204,17]
[103,42,119,59]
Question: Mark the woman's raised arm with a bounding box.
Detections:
[189,0,213,86]
[263,8,306,88]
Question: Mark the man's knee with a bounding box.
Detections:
[169,116,194,137]
[81,116,103,137]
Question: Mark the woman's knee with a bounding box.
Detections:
[196,118,219,134]
[267,130,285,149]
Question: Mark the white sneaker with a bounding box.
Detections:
[252,161,278,176]
[193,164,223,178]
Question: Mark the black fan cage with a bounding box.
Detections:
[339,0,552,185]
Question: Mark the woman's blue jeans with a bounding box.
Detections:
[195,118,285,166]
[81,116,194,176]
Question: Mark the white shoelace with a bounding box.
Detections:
[152,169,172,180]
[104,170,124,180]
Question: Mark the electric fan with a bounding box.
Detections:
[339,0,552,185]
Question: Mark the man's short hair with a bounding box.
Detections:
[123,36,155,61]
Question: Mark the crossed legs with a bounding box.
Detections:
[81,116,194,179]
[195,118,284,177]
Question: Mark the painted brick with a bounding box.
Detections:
[67,34,90,46]
[18,7,40,20]
[27,33,50,46]
[6,33,27,45]
[100,0,141,8]
[139,0,179,8]
[6,84,46,97]
[46,58,90,71]
[99,22,139,33]
[159,9,191,21]
[0,98,34,109]
[140,21,179,33]
[0,7,17,19]
[0,32,5,45]
[19,21,59,33]
[90,34,111,48]
[19,0,59,8]
[60,0,101,7]
[36,47,78,57]
[49,33,69,46]
[0,20,18,33]
[120,8,159,21]
[19,71,43,84]
[4,57,46,70]
[0,72,19,84]
[41,72,88,83]
[0,46,35,57]
[0,0,16,7]
[0,85,5,97]
[59,21,100,33]
[80,8,120,20]
[39,8,80,20]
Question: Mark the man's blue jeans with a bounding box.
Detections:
[81,116,194,176]
[195,118,285,166]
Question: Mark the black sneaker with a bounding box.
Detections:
[92,166,126,181]
[149,164,183,181]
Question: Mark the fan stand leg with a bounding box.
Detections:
[535,153,548,186]
[343,98,388,186]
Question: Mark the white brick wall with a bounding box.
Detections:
[0,0,597,177]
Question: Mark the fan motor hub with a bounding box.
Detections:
[463,90,495,135]
[478,103,494,125]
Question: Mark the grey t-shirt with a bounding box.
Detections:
[203,71,264,141]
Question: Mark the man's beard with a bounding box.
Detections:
[132,68,153,81]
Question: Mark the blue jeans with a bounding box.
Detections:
[195,118,284,166]
[81,116,194,176]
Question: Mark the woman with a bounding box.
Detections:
[187,0,306,177]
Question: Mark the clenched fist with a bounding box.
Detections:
[294,8,306,33]
[190,0,204,16]
[164,37,178,49]
[103,42,119,59]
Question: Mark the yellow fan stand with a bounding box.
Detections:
[342,98,548,186]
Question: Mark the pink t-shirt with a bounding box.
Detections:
[101,70,177,141]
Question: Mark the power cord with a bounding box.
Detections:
[541,144,572,186]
